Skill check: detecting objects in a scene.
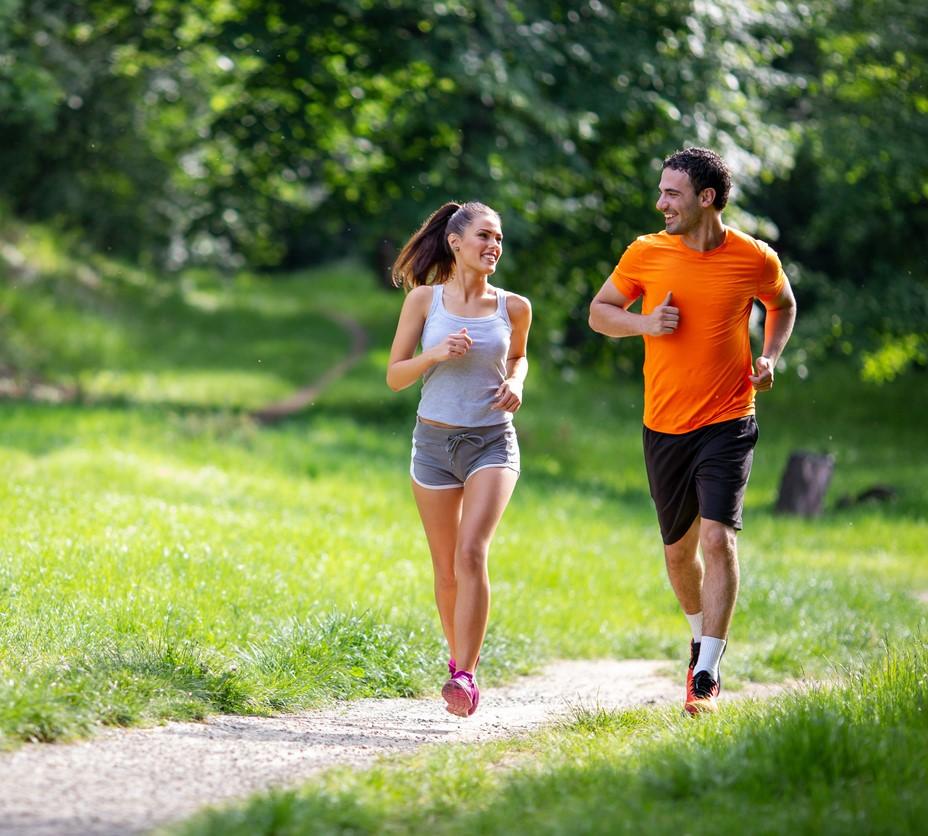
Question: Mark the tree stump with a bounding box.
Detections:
[774,452,835,516]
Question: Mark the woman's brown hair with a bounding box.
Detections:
[392,201,499,291]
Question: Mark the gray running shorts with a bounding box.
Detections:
[410,420,520,489]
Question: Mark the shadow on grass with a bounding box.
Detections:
[0,400,258,457]
[521,468,653,508]
[6,271,351,392]
[271,396,412,429]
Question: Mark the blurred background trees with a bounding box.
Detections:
[1,0,925,378]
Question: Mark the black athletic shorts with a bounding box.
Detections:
[643,416,759,546]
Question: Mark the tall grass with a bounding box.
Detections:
[0,223,925,748]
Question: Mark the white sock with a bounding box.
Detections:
[685,611,703,643]
[694,635,726,680]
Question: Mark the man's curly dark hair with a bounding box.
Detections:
[663,147,731,210]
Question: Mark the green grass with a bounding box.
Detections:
[1,224,350,408]
[171,643,928,835]
[0,221,926,751]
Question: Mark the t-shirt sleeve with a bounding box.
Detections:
[609,239,645,302]
[757,244,787,302]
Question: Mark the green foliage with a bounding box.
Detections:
[778,263,928,382]
[2,2,926,375]
[861,334,928,384]
[198,0,799,365]
[0,3,797,331]
[747,0,928,377]
[0,0,62,130]
[762,0,928,283]
[0,1,179,255]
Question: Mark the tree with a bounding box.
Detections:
[747,0,928,380]
[15,1,920,379]
[169,0,799,365]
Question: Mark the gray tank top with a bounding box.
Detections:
[418,284,513,427]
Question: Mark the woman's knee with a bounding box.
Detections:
[455,540,488,575]
[434,568,457,591]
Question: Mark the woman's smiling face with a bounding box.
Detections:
[451,213,503,275]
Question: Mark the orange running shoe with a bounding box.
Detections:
[685,670,721,715]
[685,640,700,698]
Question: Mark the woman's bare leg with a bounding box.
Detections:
[411,481,463,660]
[452,467,519,672]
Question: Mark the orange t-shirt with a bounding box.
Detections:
[610,228,786,434]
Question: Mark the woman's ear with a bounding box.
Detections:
[448,234,460,253]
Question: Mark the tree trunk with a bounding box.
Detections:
[774,452,835,516]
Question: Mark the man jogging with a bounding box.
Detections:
[589,147,796,714]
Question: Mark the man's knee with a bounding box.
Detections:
[664,516,700,566]
[664,541,698,570]
[700,521,737,561]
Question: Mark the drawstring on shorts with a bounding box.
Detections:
[446,432,486,465]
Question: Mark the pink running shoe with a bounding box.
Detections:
[442,671,479,717]
[447,655,479,677]
[467,679,480,716]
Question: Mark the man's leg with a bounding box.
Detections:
[685,417,756,712]
[698,518,739,640]
[681,519,739,714]
[663,515,703,615]
[695,519,739,676]
[664,516,706,708]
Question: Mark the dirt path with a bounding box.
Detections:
[0,659,788,836]
[250,310,368,425]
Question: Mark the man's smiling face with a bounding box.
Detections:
[656,167,704,236]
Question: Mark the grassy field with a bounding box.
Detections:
[174,644,928,835]
[1,224,926,760]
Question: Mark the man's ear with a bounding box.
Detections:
[699,187,716,208]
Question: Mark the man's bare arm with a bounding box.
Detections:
[589,279,679,338]
[750,279,797,391]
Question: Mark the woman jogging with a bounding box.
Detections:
[387,201,532,717]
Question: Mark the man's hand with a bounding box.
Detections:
[749,355,775,391]
[645,291,679,336]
